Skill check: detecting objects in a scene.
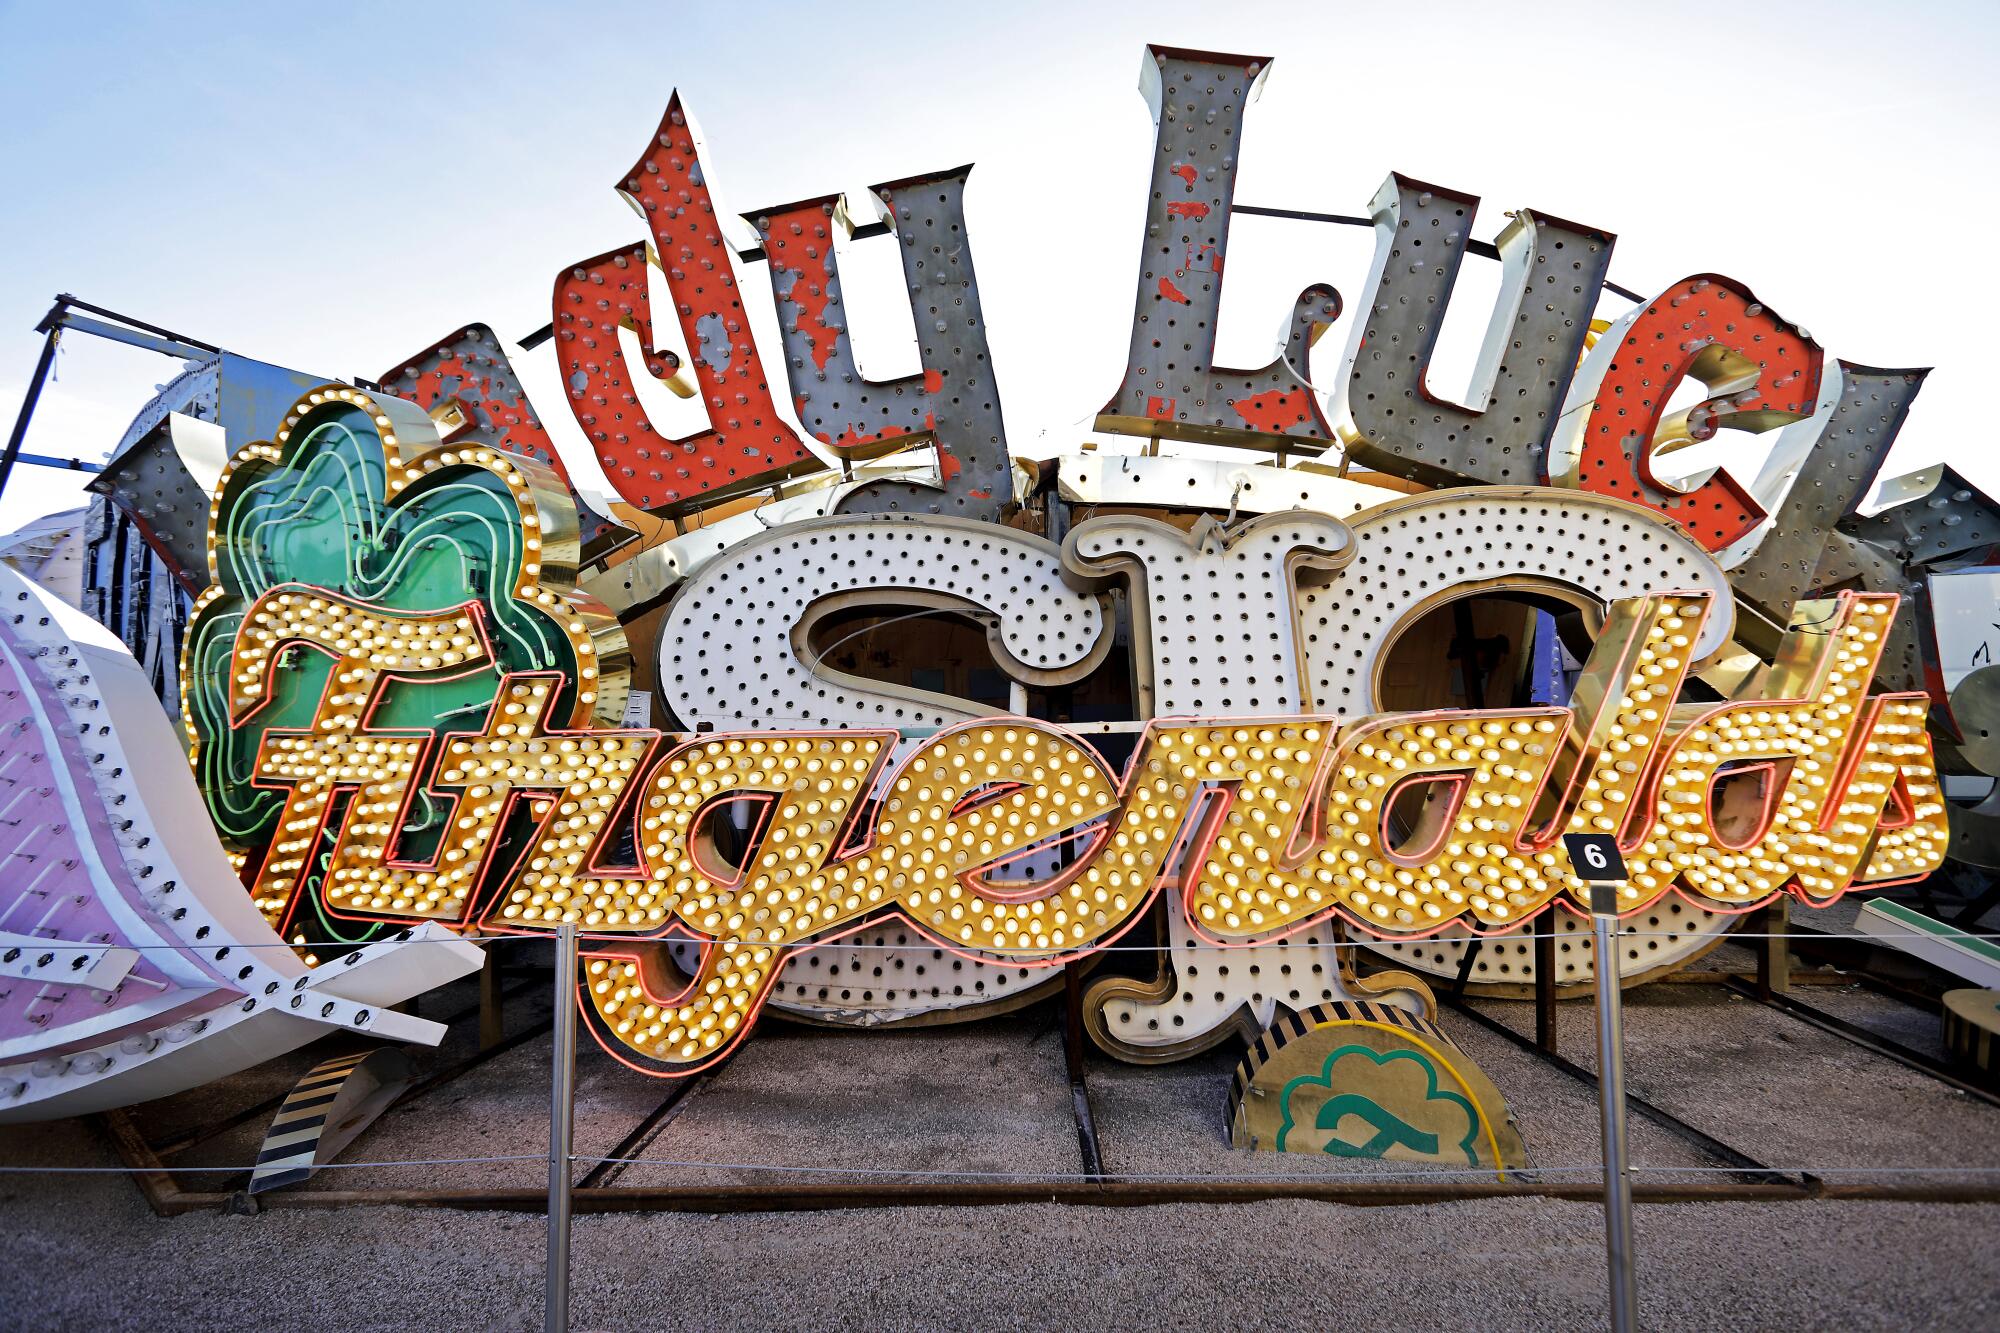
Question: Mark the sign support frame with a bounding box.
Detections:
[1565,833,1639,1333]
[546,924,578,1333]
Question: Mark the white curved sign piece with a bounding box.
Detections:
[0,566,481,1123]
[658,514,1113,733]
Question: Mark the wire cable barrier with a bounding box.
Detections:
[51,929,2000,952]
[9,1158,2000,1182]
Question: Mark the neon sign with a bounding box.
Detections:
[180,386,629,946]
[9,39,1986,1130]
[178,389,1947,1078]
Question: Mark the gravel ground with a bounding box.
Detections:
[1084,1020,1721,1180]
[5,942,2000,1330]
[3,1137,1998,1333]
[1800,982,1951,1058]
[608,1012,1080,1190]
[1465,983,2000,1175]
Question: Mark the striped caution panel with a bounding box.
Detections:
[1227,1000,1441,1125]
[248,1049,380,1194]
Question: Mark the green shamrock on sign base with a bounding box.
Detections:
[181,384,628,942]
[1276,1044,1482,1166]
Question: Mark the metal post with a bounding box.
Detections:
[1448,935,1484,999]
[480,949,505,1051]
[1061,961,1104,1182]
[1590,885,1638,1333]
[1534,925,1559,1055]
[0,326,63,505]
[545,924,578,1333]
[1756,900,1791,1000]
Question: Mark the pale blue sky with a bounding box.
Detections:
[4,0,1998,532]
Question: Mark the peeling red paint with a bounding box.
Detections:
[1231,387,1312,433]
[1176,243,1221,278]
[382,326,615,547]
[550,93,816,515]
[755,195,955,456]
[760,201,843,373]
[1099,48,1337,450]
[938,448,962,483]
[1573,273,1824,551]
[822,410,939,454]
[968,488,991,499]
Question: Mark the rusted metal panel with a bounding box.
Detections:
[552,96,823,515]
[1729,364,1927,627]
[1333,173,1615,487]
[380,323,618,550]
[210,354,327,459]
[89,427,209,593]
[754,193,932,455]
[87,360,218,592]
[754,168,1013,518]
[1845,464,2000,568]
[1708,353,2000,718]
[1096,46,1341,451]
[89,353,332,597]
[1819,464,2000,715]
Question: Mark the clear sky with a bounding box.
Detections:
[3,0,1997,534]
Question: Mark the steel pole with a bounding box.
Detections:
[545,925,579,1333]
[1591,887,1638,1333]
[0,326,63,506]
